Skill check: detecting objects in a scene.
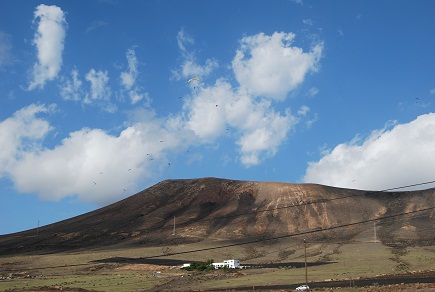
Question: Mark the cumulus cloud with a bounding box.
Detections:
[237,106,294,165]
[1,105,194,205]
[303,113,435,191]
[232,32,323,100]
[0,104,54,177]
[1,30,322,205]
[183,79,297,166]
[178,31,323,166]
[28,4,66,90]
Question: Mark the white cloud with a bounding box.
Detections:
[232,32,323,100]
[298,105,310,116]
[84,69,116,112]
[303,113,435,191]
[181,59,219,80]
[85,69,111,101]
[120,48,138,89]
[0,104,54,177]
[237,106,294,166]
[178,31,323,166]
[183,79,297,166]
[177,29,194,56]
[1,105,194,205]
[60,49,148,107]
[297,105,317,129]
[307,87,319,97]
[128,89,147,105]
[85,20,107,34]
[60,68,116,112]
[0,31,14,68]
[303,19,313,26]
[60,68,83,101]
[1,29,323,204]
[28,4,66,90]
[173,29,218,80]
[185,80,233,141]
[305,113,318,129]
[10,127,144,204]
[120,48,148,104]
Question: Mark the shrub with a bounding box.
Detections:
[182,259,214,271]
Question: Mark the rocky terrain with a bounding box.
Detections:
[1,177,434,254]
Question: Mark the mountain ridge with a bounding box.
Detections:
[1,177,434,255]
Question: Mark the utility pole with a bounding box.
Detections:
[36,220,39,237]
[172,216,176,235]
[374,221,377,243]
[304,239,308,286]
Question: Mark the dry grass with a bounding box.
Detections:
[1,237,434,291]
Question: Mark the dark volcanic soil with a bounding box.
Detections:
[1,177,434,255]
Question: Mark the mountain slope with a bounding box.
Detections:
[1,177,434,255]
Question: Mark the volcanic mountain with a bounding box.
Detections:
[0,177,434,255]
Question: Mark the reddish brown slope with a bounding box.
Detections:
[0,177,433,254]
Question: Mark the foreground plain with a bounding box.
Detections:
[1,179,434,291]
[1,237,434,291]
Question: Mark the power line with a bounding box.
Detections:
[150,209,433,260]
[135,181,433,234]
[144,205,435,259]
[127,180,435,235]
[381,179,435,191]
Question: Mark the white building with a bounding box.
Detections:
[212,259,240,269]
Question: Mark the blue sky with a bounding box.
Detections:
[1,0,434,235]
